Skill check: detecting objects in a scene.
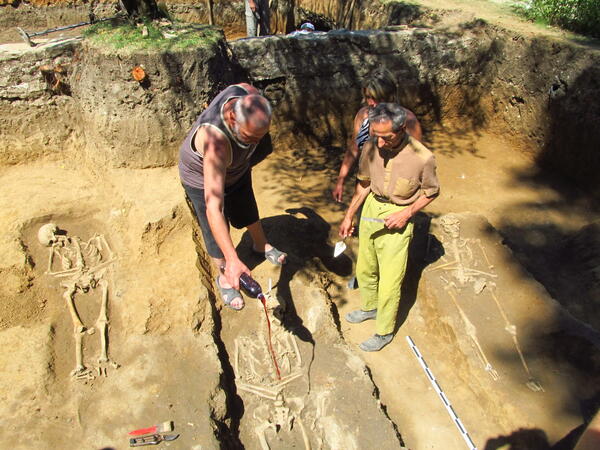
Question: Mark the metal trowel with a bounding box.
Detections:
[333,238,347,258]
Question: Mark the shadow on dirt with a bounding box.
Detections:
[236,206,353,319]
[477,38,600,448]
[536,59,600,197]
[236,206,354,395]
[484,427,561,450]
[185,199,245,447]
[395,212,443,332]
[494,337,600,448]
[226,24,507,219]
[483,389,600,449]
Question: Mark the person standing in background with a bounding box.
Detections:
[246,0,271,36]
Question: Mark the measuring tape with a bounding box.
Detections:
[406,336,477,450]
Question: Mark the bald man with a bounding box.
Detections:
[179,83,286,311]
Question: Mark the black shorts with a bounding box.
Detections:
[183,170,259,258]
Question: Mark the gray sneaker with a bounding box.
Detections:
[345,309,377,324]
[359,333,393,352]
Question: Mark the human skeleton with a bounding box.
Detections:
[427,215,543,391]
[38,223,118,381]
[233,289,312,449]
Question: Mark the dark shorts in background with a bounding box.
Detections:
[183,170,259,258]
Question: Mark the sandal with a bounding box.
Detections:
[253,246,287,266]
[216,276,244,311]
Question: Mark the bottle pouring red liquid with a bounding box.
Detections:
[239,273,264,300]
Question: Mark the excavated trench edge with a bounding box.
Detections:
[186,192,406,447]
[186,197,244,447]
[319,270,407,447]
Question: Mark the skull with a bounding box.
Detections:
[440,215,461,239]
[38,223,59,247]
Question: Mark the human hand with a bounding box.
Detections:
[248,0,257,12]
[339,217,354,238]
[332,180,344,202]
[384,209,412,230]
[223,257,250,290]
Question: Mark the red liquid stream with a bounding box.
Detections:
[258,293,281,380]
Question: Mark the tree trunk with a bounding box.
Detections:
[207,0,214,25]
[119,0,161,21]
[271,0,295,34]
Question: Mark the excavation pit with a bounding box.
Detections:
[1,4,599,449]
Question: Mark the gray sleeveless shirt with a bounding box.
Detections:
[179,84,259,190]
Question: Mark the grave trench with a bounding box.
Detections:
[165,27,600,448]
[1,12,600,450]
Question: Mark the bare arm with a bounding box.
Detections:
[332,107,369,202]
[339,180,371,238]
[405,109,423,142]
[201,128,249,289]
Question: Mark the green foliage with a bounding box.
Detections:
[83,20,223,52]
[513,0,600,38]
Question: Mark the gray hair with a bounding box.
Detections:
[368,103,407,132]
[234,94,272,129]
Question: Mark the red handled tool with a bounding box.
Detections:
[128,421,173,437]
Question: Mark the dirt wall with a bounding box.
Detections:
[70,35,236,168]
[1,12,599,189]
[229,25,600,193]
[0,1,408,42]
[0,40,83,165]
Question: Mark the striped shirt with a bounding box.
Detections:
[355,117,370,150]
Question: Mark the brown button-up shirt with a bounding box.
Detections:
[357,134,440,205]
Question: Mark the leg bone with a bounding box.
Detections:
[62,285,84,331]
[70,328,86,376]
[95,280,117,368]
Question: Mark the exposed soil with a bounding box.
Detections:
[1,1,599,449]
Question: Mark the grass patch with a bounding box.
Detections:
[512,0,600,38]
[83,19,223,52]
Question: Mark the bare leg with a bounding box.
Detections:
[246,221,286,264]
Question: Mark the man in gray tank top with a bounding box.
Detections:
[179,83,286,311]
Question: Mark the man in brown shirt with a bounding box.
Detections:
[339,103,440,351]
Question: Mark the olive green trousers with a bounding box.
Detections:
[356,193,413,335]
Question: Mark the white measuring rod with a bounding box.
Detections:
[406,335,477,450]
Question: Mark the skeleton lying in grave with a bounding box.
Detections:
[427,215,543,391]
[233,292,312,450]
[38,223,118,381]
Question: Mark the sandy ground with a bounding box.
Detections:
[0,85,598,450]
[245,126,598,449]
[1,1,599,448]
[331,132,598,449]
